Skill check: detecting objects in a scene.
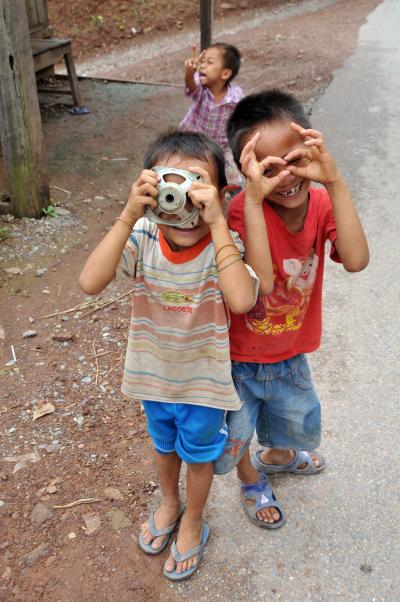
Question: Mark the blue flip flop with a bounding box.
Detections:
[241,472,285,529]
[252,449,326,475]
[138,505,184,555]
[163,522,210,581]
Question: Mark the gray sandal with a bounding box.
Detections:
[253,449,326,475]
[138,505,184,555]
[163,522,210,581]
[241,473,285,529]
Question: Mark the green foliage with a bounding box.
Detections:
[42,204,58,218]
[0,226,10,241]
[90,15,104,30]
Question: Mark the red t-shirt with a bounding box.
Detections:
[227,187,340,363]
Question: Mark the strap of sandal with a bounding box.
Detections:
[170,540,202,563]
[147,512,175,537]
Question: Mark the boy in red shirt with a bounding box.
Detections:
[214,90,369,528]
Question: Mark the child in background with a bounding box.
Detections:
[214,90,369,529]
[79,131,260,579]
[179,42,244,188]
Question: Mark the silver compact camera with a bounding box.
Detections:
[145,166,202,228]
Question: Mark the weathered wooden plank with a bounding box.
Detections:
[0,0,50,218]
[25,0,48,34]
[200,0,214,50]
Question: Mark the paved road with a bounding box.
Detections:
[170,2,400,600]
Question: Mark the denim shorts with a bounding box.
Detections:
[142,400,227,464]
[214,354,321,475]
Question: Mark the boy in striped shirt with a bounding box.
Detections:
[79,131,266,581]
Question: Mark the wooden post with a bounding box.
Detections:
[200,0,214,50]
[0,0,50,218]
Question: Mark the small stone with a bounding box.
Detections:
[81,376,92,384]
[0,501,6,508]
[22,329,37,338]
[31,502,54,526]
[24,543,49,566]
[54,207,71,216]
[106,507,132,530]
[67,532,77,540]
[82,512,101,535]
[35,268,47,277]
[74,415,85,427]
[103,486,123,501]
[44,443,60,454]
[5,267,22,276]
[28,316,35,323]
[2,567,12,580]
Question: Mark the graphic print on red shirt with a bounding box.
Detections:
[227,187,340,363]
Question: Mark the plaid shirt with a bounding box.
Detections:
[179,73,244,152]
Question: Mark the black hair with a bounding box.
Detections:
[209,42,241,84]
[143,130,227,189]
[227,89,312,166]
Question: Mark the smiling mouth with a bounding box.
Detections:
[278,182,302,198]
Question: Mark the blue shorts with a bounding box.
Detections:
[142,400,227,464]
[214,355,321,474]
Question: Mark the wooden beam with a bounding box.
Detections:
[0,0,50,218]
[200,0,214,50]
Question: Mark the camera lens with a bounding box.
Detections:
[165,194,175,203]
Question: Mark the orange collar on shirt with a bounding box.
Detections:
[158,230,212,264]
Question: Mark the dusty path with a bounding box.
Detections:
[0,1,382,600]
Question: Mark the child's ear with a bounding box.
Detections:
[222,68,232,83]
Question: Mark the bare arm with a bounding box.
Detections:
[188,168,258,314]
[324,176,369,271]
[79,170,159,295]
[210,219,257,314]
[239,133,290,295]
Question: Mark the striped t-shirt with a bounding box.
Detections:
[119,218,258,411]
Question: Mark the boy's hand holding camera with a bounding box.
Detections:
[187,166,225,228]
[122,169,159,224]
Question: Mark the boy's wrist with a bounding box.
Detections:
[324,172,346,192]
[120,206,139,226]
[208,217,228,234]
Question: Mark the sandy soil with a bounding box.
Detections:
[0,1,380,600]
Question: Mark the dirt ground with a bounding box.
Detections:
[0,1,380,600]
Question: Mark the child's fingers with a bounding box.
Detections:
[136,182,158,198]
[283,148,311,163]
[304,137,328,153]
[188,166,210,184]
[196,49,206,66]
[139,195,157,208]
[259,156,287,169]
[266,169,291,190]
[239,132,260,164]
[290,122,323,138]
[136,170,160,186]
